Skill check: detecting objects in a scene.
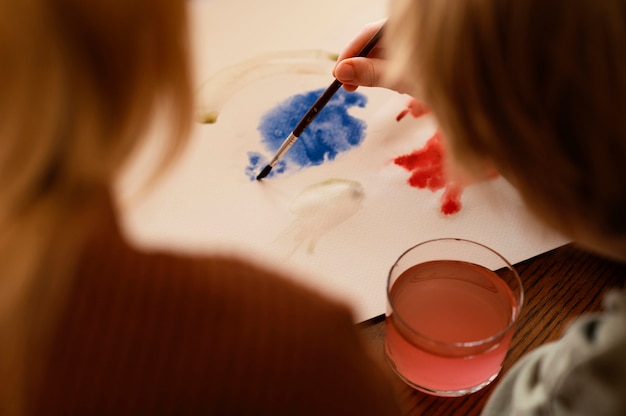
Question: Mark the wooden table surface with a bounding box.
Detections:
[359,243,626,416]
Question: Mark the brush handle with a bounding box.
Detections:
[292,23,385,137]
[268,132,298,167]
[292,80,342,137]
[256,22,386,180]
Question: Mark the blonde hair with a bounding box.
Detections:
[388,0,626,254]
[0,0,192,413]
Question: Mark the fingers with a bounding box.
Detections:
[334,57,418,97]
[335,20,387,62]
[333,19,421,97]
[334,57,383,88]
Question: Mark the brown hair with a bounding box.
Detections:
[388,0,626,254]
[0,0,192,413]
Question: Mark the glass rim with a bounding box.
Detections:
[386,237,525,349]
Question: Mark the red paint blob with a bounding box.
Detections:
[396,99,430,121]
[394,133,445,190]
[394,98,501,215]
[393,98,463,215]
[440,184,463,215]
[393,131,463,215]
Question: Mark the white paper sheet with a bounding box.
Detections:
[117,0,568,322]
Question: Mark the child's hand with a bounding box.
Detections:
[333,20,418,97]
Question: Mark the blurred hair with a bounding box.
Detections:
[0,0,192,413]
[388,0,626,254]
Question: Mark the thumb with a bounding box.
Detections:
[334,57,384,88]
[334,57,418,97]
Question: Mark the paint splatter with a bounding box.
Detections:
[396,99,430,121]
[393,99,471,215]
[393,98,500,215]
[393,131,464,215]
[244,153,287,180]
[246,88,368,180]
[277,178,365,254]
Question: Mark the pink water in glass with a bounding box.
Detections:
[385,260,517,396]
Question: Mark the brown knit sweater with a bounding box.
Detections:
[30,195,401,415]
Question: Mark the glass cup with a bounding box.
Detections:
[384,238,524,397]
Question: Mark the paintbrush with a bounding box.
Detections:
[256,23,385,180]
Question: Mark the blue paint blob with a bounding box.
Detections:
[247,88,367,178]
[245,151,286,181]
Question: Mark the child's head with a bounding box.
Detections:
[388,0,626,259]
[0,1,193,413]
[0,0,192,210]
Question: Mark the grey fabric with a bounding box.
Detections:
[483,290,626,416]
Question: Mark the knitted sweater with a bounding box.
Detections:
[31,196,401,415]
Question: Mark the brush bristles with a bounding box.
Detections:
[256,165,272,180]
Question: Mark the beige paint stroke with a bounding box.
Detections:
[277,178,365,255]
[195,50,338,124]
